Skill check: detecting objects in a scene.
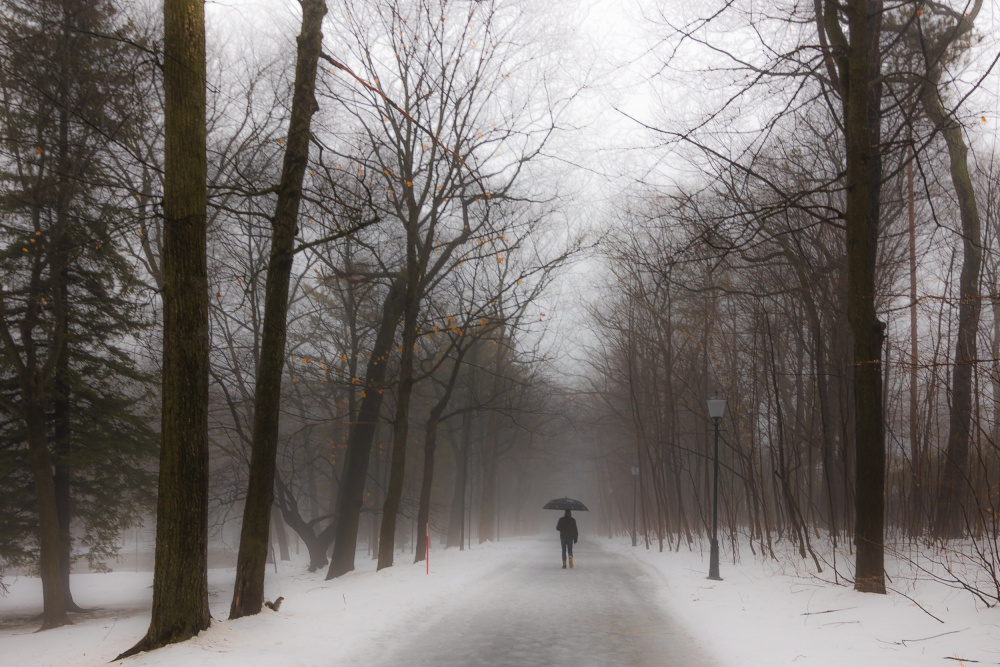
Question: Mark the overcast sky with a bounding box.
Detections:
[195,0,1000,376]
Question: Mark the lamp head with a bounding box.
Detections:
[707,393,727,420]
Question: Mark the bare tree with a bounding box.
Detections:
[229,0,328,621]
[323,0,565,576]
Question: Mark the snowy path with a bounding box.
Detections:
[349,539,717,666]
[5,535,1000,666]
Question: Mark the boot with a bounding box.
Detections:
[569,556,573,569]
[562,558,567,569]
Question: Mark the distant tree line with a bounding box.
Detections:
[584,0,1000,603]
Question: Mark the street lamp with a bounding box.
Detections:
[707,392,726,581]
[630,466,639,547]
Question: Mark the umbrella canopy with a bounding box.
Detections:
[542,497,589,511]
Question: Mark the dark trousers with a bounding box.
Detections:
[561,538,574,560]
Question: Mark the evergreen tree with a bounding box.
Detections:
[0,0,158,625]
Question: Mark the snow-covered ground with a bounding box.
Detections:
[1,536,998,666]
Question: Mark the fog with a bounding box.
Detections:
[5,0,1000,662]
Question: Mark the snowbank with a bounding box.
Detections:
[1,537,998,666]
[619,537,1000,666]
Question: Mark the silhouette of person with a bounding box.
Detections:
[556,509,578,568]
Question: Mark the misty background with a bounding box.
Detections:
[5,0,1000,646]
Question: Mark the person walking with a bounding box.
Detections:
[556,509,578,569]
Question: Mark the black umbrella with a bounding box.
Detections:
[542,497,589,511]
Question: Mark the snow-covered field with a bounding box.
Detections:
[1,537,998,666]
[624,539,1000,665]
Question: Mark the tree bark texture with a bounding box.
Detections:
[119,0,211,654]
[843,0,886,594]
[230,0,326,620]
[820,0,886,593]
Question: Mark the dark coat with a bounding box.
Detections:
[556,515,578,543]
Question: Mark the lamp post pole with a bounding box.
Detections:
[707,393,726,581]
[631,466,639,547]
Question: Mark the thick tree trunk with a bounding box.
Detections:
[327,276,407,579]
[53,335,84,613]
[842,0,885,594]
[118,0,211,655]
[25,397,69,630]
[820,0,885,593]
[230,0,326,620]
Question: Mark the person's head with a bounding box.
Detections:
[564,509,571,517]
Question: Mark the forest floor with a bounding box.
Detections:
[1,534,998,666]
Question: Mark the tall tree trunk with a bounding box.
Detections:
[447,408,474,548]
[377,167,433,570]
[477,337,505,544]
[993,293,1000,494]
[326,275,406,579]
[777,234,841,541]
[821,0,886,593]
[230,0,326,619]
[415,350,466,562]
[907,145,923,536]
[50,57,81,616]
[845,0,885,594]
[53,311,84,613]
[924,70,983,540]
[376,253,420,570]
[478,428,499,544]
[118,0,211,654]
[25,395,69,630]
